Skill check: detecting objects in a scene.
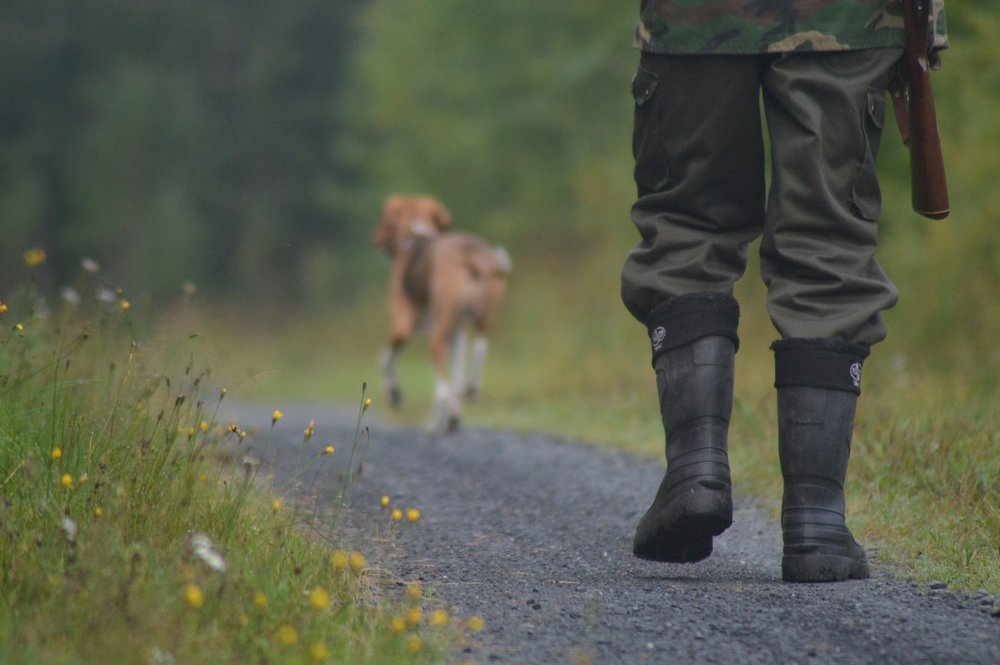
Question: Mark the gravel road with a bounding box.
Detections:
[227,402,999,665]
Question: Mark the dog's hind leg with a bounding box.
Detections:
[428,321,462,434]
[464,334,488,400]
[379,344,404,409]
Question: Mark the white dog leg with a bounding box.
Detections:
[379,346,403,408]
[430,373,457,434]
[465,334,489,399]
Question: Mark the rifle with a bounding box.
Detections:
[889,0,950,219]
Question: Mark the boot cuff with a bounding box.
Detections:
[771,337,870,395]
[647,292,740,361]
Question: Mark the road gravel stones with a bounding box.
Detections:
[233,404,999,664]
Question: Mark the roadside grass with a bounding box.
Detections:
[0,264,481,664]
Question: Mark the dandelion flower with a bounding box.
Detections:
[330,550,349,571]
[363,397,373,408]
[309,587,331,611]
[15,323,24,331]
[50,447,62,461]
[23,248,46,267]
[431,609,450,627]
[391,508,403,522]
[381,495,390,508]
[388,616,406,635]
[253,591,267,608]
[272,499,282,512]
[120,299,131,311]
[199,421,209,432]
[271,409,283,426]
[61,473,74,489]
[94,506,103,518]
[309,642,329,662]
[349,551,366,572]
[406,582,422,601]
[406,606,423,626]
[405,635,423,655]
[277,624,299,646]
[467,615,485,633]
[0,302,7,314]
[184,584,204,609]
[406,508,421,522]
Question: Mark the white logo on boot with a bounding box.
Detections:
[849,362,862,388]
[651,326,666,352]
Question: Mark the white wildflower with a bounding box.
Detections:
[188,532,227,573]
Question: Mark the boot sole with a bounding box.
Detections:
[633,489,732,563]
[782,552,870,583]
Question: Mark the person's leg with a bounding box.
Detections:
[760,49,902,581]
[760,49,902,346]
[622,53,766,561]
[621,52,766,323]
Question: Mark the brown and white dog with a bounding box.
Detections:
[373,194,510,433]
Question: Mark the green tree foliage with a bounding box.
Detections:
[0,0,365,301]
[347,0,638,256]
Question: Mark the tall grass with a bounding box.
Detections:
[0,260,481,664]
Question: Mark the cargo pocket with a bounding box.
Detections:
[850,88,886,222]
[632,67,670,193]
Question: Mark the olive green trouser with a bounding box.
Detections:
[620,49,903,347]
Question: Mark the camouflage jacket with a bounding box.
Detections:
[635,0,948,54]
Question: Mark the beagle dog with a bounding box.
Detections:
[373,194,510,433]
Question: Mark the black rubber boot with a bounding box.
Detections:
[633,292,739,563]
[773,338,871,583]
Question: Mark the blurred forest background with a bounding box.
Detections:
[1,1,997,399]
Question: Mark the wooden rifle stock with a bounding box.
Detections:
[896,0,950,219]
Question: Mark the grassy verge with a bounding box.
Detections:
[0,264,483,664]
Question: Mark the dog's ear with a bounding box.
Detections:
[421,197,452,232]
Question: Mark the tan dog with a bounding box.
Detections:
[373,194,510,433]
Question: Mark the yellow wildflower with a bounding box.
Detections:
[406,606,423,626]
[309,587,331,611]
[253,591,267,608]
[431,609,450,627]
[120,299,130,311]
[0,302,7,314]
[15,323,23,332]
[184,584,204,609]
[199,420,209,432]
[50,447,62,462]
[330,550,349,571]
[391,508,403,522]
[271,409,283,426]
[406,508,421,522]
[220,387,228,399]
[405,635,423,655]
[94,506,103,518]
[23,248,46,268]
[309,642,329,662]
[304,420,315,439]
[277,624,299,646]
[60,473,73,489]
[467,615,485,633]
[388,616,406,635]
[323,445,335,455]
[349,551,366,572]
[363,397,373,409]
[381,495,390,508]
[406,581,423,601]
[272,499,282,512]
